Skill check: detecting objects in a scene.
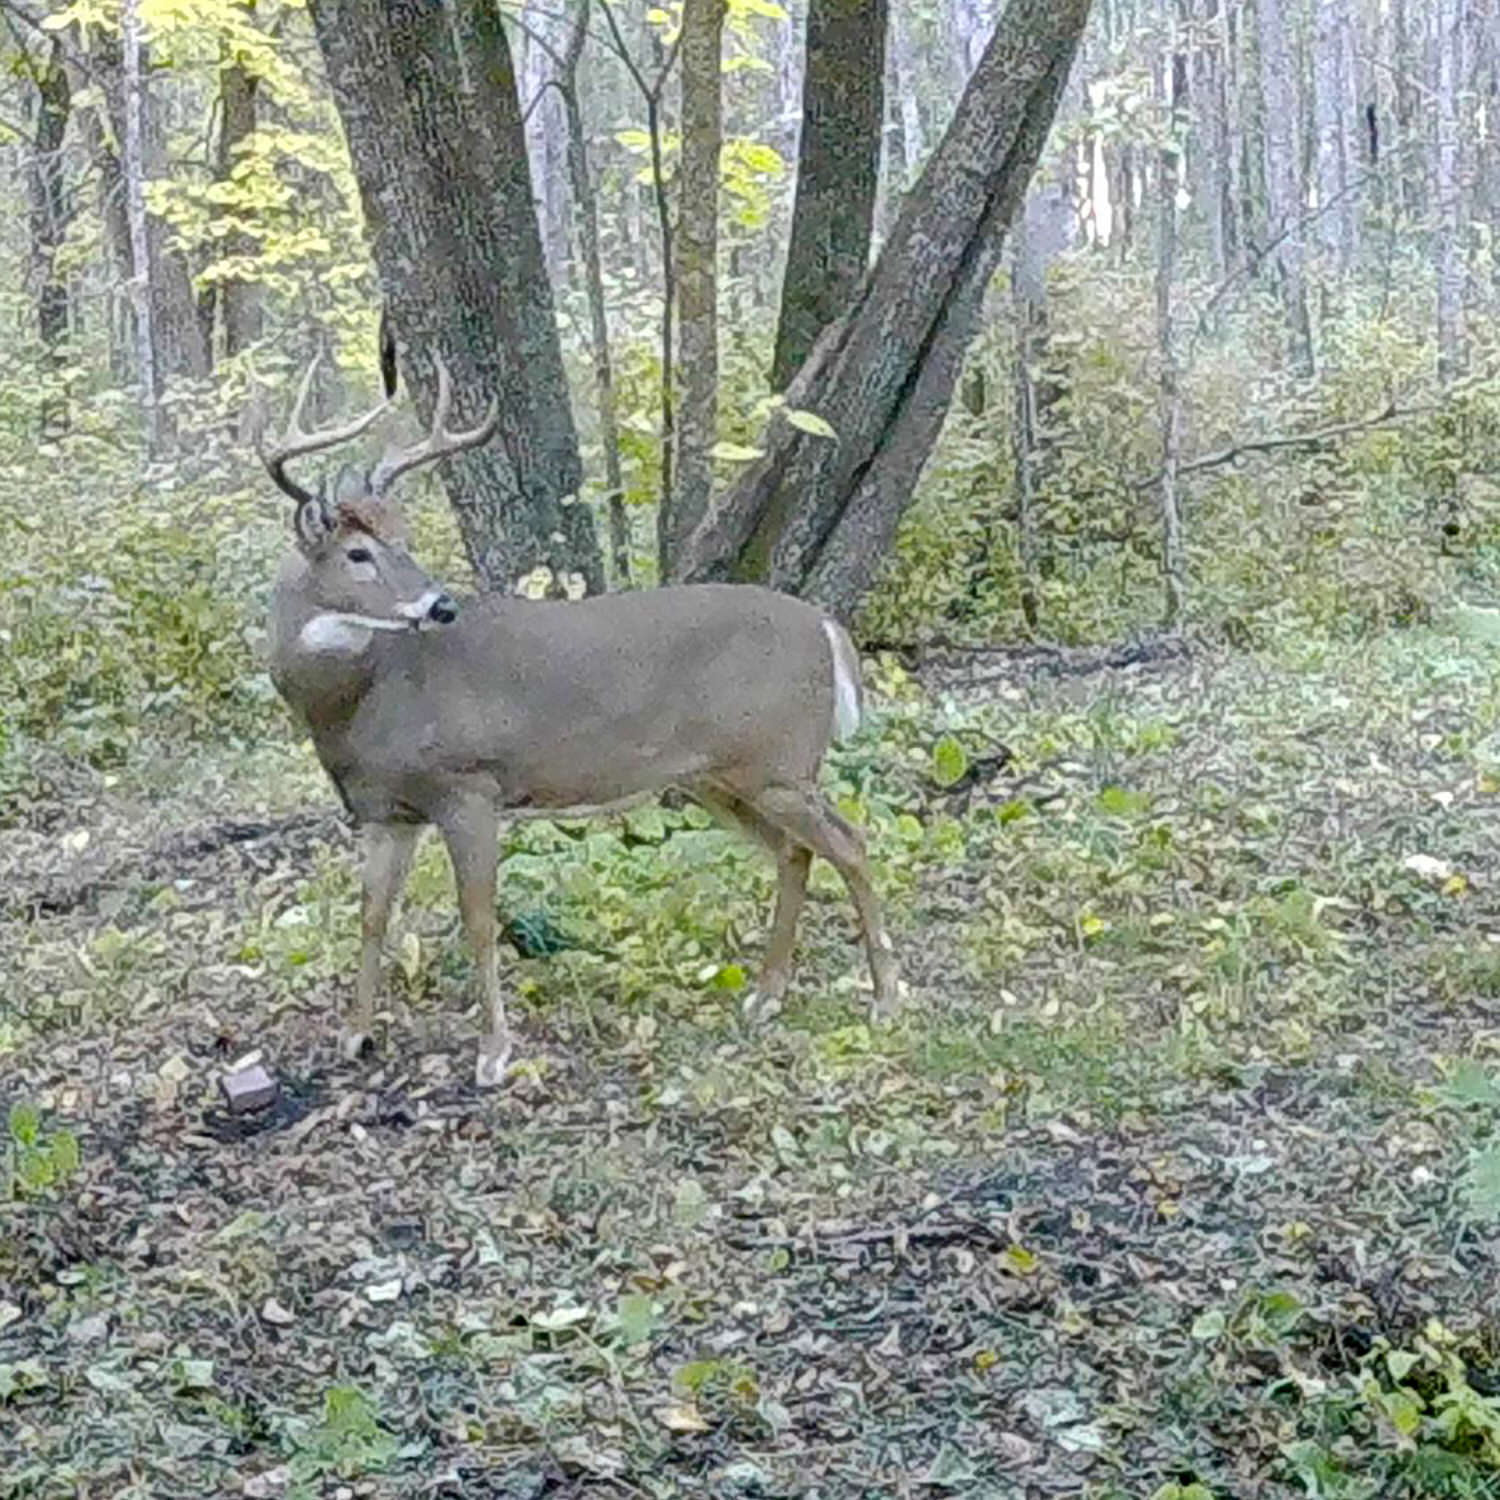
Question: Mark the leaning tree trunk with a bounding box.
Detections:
[310,0,602,596]
[771,0,888,391]
[676,0,1094,622]
[669,0,725,572]
[27,36,71,437]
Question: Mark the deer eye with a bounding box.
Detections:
[346,546,373,564]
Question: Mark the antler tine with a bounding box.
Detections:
[256,351,390,506]
[369,352,500,498]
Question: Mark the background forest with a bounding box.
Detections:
[7,2,1500,1498]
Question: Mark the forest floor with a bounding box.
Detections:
[5,624,1500,1500]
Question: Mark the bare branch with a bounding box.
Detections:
[1129,400,1436,493]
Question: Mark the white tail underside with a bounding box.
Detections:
[824,619,862,743]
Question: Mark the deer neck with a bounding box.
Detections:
[268,562,389,734]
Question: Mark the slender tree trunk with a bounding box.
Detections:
[1257,0,1313,373]
[677,0,1094,620]
[670,0,725,573]
[90,29,211,392]
[310,0,602,595]
[1435,0,1469,385]
[27,37,71,437]
[559,0,630,584]
[1391,0,1421,220]
[1157,16,1187,625]
[141,57,211,381]
[873,19,906,244]
[121,0,161,454]
[217,31,263,356]
[521,0,570,280]
[1313,0,1360,275]
[772,0,888,390]
[891,5,924,175]
[1010,186,1074,631]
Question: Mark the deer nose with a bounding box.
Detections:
[428,593,458,624]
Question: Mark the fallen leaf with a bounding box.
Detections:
[654,1401,710,1433]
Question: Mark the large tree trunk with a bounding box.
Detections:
[771,0,888,391]
[669,0,725,572]
[310,0,602,596]
[26,36,71,437]
[676,0,1093,621]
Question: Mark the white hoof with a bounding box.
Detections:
[474,1043,513,1089]
[340,1028,373,1062]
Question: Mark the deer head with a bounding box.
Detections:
[256,352,496,645]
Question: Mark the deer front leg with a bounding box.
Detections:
[437,801,511,1089]
[350,822,421,1061]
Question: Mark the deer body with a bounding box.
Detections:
[272,584,849,822]
[259,356,900,1087]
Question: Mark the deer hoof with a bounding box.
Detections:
[474,1044,512,1090]
[742,987,784,1026]
[339,1027,374,1062]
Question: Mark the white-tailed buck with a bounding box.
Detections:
[260,355,901,1086]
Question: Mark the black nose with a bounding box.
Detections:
[429,594,458,625]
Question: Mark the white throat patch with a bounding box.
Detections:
[298,611,412,656]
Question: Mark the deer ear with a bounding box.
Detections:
[294,496,335,555]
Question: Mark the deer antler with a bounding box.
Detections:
[256,352,390,506]
[368,353,500,498]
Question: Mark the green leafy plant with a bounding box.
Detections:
[281,1384,403,1495]
[4,1101,80,1200]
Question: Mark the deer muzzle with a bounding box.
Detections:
[398,588,459,627]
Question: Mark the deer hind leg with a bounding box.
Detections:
[436,801,511,1089]
[351,822,422,1061]
[743,785,903,1021]
[747,844,813,1024]
[694,786,808,1024]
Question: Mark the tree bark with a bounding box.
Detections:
[1435,0,1469,385]
[217,30,263,356]
[676,0,1093,621]
[521,0,570,280]
[88,28,211,394]
[1256,0,1313,373]
[558,0,630,584]
[1313,0,1359,274]
[771,0,888,391]
[310,0,602,596]
[121,0,161,455]
[670,0,725,573]
[26,36,71,437]
[1157,19,1187,625]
